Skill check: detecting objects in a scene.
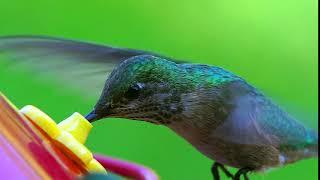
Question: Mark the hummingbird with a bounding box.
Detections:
[0,35,318,180]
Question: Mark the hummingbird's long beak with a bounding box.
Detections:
[85,110,99,122]
[86,102,112,122]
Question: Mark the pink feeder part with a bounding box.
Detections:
[94,154,159,180]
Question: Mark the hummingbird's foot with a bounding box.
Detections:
[233,167,252,180]
[211,162,234,180]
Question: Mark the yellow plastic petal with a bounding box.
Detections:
[55,131,93,165]
[58,112,92,144]
[87,159,107,174]
[20,105,61,138]
[20,105,105,173]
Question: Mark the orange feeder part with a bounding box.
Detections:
[0,97,85,179]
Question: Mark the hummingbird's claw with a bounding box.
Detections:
[211,162,234,180]
[233,167,252,180]
[211,163,220,180]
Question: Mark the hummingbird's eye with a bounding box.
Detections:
[125,83,144,99]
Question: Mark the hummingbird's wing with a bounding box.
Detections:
[210,81,315,148]
[0,35,174,97]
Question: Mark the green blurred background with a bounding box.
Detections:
[0,0,318,179]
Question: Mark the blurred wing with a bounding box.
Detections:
[211,82,312,147]
[0,35,171,97]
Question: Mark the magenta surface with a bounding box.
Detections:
[94,154,159,180]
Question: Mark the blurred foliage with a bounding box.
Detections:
[0,0,318,179]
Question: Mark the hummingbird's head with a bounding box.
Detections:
[86,55,188,125]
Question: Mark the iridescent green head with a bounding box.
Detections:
[87,55,189,124]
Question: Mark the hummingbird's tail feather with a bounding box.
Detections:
[303,146,318,160]
[304,129,318,158]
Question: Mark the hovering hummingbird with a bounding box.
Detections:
[0,36,318,180]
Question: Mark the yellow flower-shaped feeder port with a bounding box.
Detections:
[20,105,107,174]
